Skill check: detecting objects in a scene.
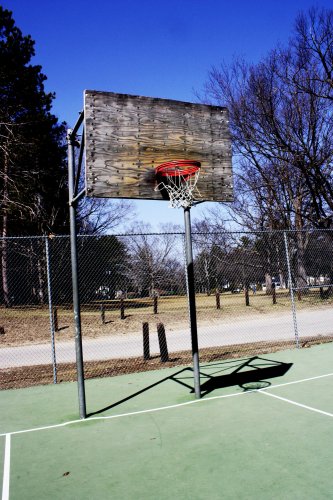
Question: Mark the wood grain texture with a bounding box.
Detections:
[84,90,233,201]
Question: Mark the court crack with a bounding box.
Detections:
[148,414,163,448]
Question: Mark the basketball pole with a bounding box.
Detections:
[68,127,87,419]
[184,206,201,398]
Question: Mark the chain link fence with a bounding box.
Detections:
[1,229,333,389]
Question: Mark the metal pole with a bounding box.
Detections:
[71,111,84,136]
[283,231,299,348]
[184,206,201,398]
[68,128,87,419]
[45,236,57,384]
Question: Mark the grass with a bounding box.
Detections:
[1,289,333,348]
[1,288,333,391]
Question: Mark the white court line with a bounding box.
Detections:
[1,374,332,500]
[259,391,333,418]
[259,372,333,391]
[1,434,11,500]
[0,390,254,438]
[1,372,333,438]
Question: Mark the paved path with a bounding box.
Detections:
[1,308,332,368]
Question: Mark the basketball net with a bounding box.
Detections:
[154,160,201,208]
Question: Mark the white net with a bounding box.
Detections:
[154,169,201,208]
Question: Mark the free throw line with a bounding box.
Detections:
[1,434,11,500]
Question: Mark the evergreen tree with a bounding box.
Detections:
[0,6,69,237]
[0,7,69,306]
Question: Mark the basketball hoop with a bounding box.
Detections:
[154,160,201,208]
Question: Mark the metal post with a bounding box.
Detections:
[283,232,299,348]
[45,236,57,384]
[68,128,86,419]
[184,207,201,398]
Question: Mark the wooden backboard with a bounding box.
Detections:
[84,90,233,201]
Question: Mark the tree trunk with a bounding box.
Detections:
[1,154,10,307]
[279,272,286,289]
[295,219,308,295]
[295,233,308,298]
[1,215,10,307]
[37,251,45,305]
[204,257,211,295]
[265,273,273,294]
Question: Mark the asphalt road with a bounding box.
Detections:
[1,308,332,369]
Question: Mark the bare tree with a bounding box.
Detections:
[192,218,230,294]
[201,10,333,290]
[291,8,333,101]
[77,197,136,234]
[124,223,183,297]
[203,8,333,231]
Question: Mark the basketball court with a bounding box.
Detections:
[1,342,333,499]
[3,90,331,498]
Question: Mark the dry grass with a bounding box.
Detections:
[1,289,332,391]
[1,289,332,347]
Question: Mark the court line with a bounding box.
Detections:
[1,372,332,438]
[0,390,254,437]
[1,434,11,500]
[259,391,333,418]
[260,371,333,390]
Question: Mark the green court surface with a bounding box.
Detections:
[1,343,333,499]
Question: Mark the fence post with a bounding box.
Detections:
[283,231,299,348]
[215,289,221,309]
[100,304,105,324]
[120,298,125,319]
[53,307,59,332]
[157,323,169,362]
[244,287,250,306]
[153,295,158,314]
[143,322,150,360]
[272,283,277,305]
[45,236,57,384]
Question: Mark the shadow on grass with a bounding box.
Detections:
[87,356,292,418]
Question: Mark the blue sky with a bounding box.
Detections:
[3,0,332,230]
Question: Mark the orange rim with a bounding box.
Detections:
[155,160,201,178]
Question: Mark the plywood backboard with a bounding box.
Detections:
[84,90,233,201]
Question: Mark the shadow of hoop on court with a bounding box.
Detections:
[87,356,293,417]
[197,356,293,396]
[87,366,194,417]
